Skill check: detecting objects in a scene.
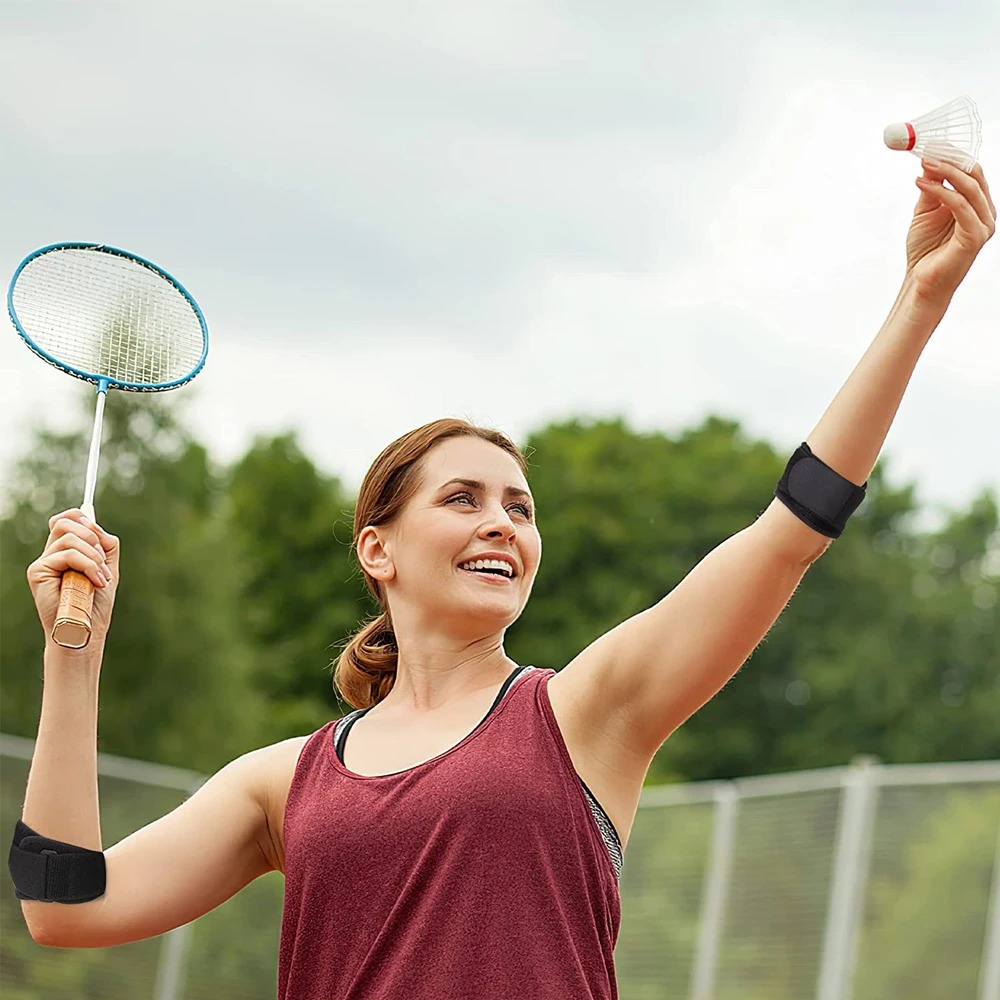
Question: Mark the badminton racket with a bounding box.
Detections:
[8,242,209,648]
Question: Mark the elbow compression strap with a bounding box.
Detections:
[774,442,867,540]
[7,820,106,903]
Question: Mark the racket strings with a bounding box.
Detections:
[11,248,205,387]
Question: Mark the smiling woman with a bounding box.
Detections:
[334,419,538,710]
[9,154,995,1000]
[279,418,630,998]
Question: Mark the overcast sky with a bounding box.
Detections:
[1,1,997,531]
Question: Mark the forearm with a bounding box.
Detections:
[755,275,949,565]
[22,643,104,852]
[805,272,947,486]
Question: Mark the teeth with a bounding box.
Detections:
[460,558,514,577]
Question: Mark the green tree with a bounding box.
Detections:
[854,786,1000,999]
[3,400,998,999]
[0,392,265,773]
[225,433,371,743]
[775,491,998,771]
[4,402,997,782]
[507,416,999,782]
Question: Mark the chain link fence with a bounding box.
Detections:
[2,733,998,1000]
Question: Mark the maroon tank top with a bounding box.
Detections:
[278,666,621,1000]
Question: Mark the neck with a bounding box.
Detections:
[377,621,516,714]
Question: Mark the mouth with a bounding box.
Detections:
[457,556,517,581]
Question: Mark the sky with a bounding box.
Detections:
[1,0,997,532]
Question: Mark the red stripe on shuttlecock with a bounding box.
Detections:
[905,122,916,150]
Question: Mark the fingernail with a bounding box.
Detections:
[923,158,943,170]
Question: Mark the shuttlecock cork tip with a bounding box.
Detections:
[884,122,915,152]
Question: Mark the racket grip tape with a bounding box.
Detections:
[52,571,95,649]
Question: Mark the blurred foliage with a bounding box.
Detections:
[1,395,264,773]
[1,394,998,997]
[854,785,1000,999]
[508,415,999,783]
[226,433,372,744]
[1,396,997,774]
[0,755,187,999]
[614,799,715,998]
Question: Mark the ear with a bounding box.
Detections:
[357,525,395,583]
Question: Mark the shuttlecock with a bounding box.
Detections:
[883,96,982,173]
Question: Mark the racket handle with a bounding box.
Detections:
[52,570,95,649]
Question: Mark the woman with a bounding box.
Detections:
[11,158,995,999]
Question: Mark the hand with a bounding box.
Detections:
[906,159,996,310]
[27,509,120,646]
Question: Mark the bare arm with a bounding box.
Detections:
[26,729,277,948]
[555,159,995,760]
[17,509,279,948]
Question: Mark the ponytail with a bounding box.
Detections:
[334,612,398,710]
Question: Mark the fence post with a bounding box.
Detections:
[690,784,739,1000]
[152,917,193,1000]
[978,813,1000,1000]
[815,756,878,1000]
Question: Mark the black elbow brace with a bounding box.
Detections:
[8,820,106,903]
[775,442,867,539]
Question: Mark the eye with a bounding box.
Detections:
[446,492,476,506]
[509,502,534,520]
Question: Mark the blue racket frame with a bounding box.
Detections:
[7,241,209,393]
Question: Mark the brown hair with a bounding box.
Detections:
[333,418,529,710]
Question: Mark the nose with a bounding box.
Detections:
[478,503,517,542]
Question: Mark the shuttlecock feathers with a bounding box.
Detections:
[883,95,982,173]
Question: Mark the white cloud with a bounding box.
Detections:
[1,0,996,530]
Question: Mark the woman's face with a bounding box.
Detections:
[373,436,541,634]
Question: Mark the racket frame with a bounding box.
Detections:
[8,241,209,648]
[7,241,209,392]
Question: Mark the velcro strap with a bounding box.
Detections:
[774,443,867,539]
[8,821,106,903]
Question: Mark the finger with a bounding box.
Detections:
[969,162,997,221]
[48,507,90,531]
[30,547,108,589]
[79,515,118,555]
[49,531,109,572]
[45,509,118,555]
[48,516,104,554]
[922,159,995,229]
[92,524,119,556]
[921,159,992,223]
[913,183,952,218]
[915,177,993,240]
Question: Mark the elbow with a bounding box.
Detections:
[27,917,101,950]
[23,900,128,950]
[20,902,52,946]
[22,907,71,949]
[29,922,62,948]
[30,923,95,949]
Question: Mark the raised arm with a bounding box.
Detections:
[556,159,995,761]
[13,509,282,948]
